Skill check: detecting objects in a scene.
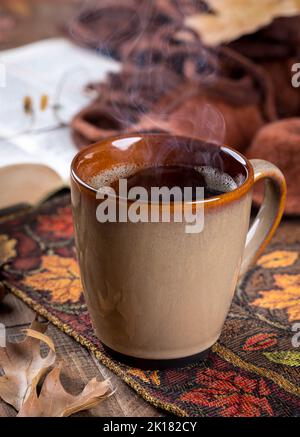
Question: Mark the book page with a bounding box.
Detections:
[12,127,78,181]
[0,140,41,166]
[0,38,120,180]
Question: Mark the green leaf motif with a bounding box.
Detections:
[264,351,300,367]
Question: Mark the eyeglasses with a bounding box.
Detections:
[0,65,98,141]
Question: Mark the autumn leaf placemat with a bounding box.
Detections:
[0,193,299,417]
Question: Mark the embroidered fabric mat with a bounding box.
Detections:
[0,193,299,417]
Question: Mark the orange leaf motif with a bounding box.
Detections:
[127,369,160,386]
[252,274,300,322]
[150,371,160,386]
[127,369,150,383]
[0,234,16,265]
[22,255,82,304]
[257,251,298,269]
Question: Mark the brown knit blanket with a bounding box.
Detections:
[69,0,300,214]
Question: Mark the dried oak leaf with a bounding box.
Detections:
[1,0,31,17]
[185,0,300,46]
[0,322,55,411]
[18,367,112,417]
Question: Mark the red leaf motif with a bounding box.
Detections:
[10,232,41,272]
[258,379,271,396]
[13,256,41,271]
[54,246,76,258]
[181,367,273,417]
[36,207,74,240]
[243,333,278,351]
[196,368,235,383]
[16,232,38,257]
[233,375,257,393]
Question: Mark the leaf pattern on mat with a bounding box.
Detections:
[242,333,278,351]
[127,369,161,386]
[257,251,298,269]
[9,231,41,272]
[22,255,82,304]
[0,234,16,265]
[180,368,273,417]
[36,206,74,240]
[1,194,300,417]
[263,351,300,367]
[252,274,300,322]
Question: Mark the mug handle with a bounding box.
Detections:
[239,159,287,277]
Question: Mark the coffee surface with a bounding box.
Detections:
[123,165,224,200]
[89,164,240,200]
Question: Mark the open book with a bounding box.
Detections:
[0,38,119,208]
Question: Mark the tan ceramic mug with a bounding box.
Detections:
[71,134,286,368]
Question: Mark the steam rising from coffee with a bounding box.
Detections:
[69,0,226,148]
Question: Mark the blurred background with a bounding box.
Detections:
[1,0,300,212]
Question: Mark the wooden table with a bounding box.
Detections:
[0,0,162,418]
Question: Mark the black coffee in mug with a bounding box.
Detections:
[89,164,239,201]
[124,165,233,200]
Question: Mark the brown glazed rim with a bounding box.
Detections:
[71,133,255,209]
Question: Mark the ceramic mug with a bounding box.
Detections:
[71,134,286,368]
